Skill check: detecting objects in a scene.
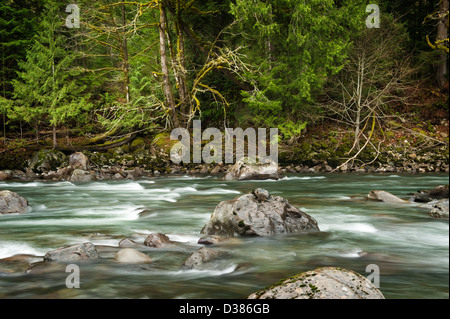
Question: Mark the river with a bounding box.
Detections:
[0,173,448,299]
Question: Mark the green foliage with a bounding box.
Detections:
[229,0,367,140]
[0,0,443,146]
[11,2,90,132]
[0,1,42,99]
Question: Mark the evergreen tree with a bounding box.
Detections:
[12,1,89,147]
[0,0,42,141]
[229,0,367,141]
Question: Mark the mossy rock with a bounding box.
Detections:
[130,137,145,152]
[152,132,179,156]
[114,146,130,155]
[28,149,67,173]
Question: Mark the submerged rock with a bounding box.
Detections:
[181,247,222,270]
[0,254,42,275]
[367,190,408,204]
[198,235,233,245]
[118,238,143,248]
[412,185,449,203]
[200,188,319,237]
[429,199,449,219]
[114,248,152,263]
[44,242,98,262]
[224,157,281,181]
[0,190,29,214]
[247,267,385,299]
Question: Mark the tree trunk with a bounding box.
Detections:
[35,121,39,144]
[159,2,179,127]
[175,0,190,119]
[436,0,449,89]
[122,4,130,103]
[52,125,57,148]
[354,55,365,151]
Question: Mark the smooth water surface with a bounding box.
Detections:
[0,173,448,299]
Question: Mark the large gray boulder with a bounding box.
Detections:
[43,242,98,262]
[224,157,281,181]
[0,190,29,214]
[247,267,385,299]
[200,188,319,237]
[28,149,67,174]
[367,190,408,204]
[69,152,89,170]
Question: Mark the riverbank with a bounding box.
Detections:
[1,117,449,181]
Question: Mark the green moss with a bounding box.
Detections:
[301,142,311,152]
[28,149,67,173]
[153,132,178,154]
[329,137,338,145]
[130,137,145,152]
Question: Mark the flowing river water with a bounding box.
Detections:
[0,173,448,299]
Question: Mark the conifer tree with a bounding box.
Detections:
[0,0,41,142]
[12,1,89,147]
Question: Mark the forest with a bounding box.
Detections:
[0,0,448,170]
[0,0,449,302]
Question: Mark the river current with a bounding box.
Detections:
[0,173,448,299]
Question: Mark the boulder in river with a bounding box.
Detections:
[0,190,29,214]
[197,235,238,245]
[429,199,449,219]
[143,233,173,248]
[28,149,67,174]
[181,247,222,270]
[200,188,320,237]
[224,157,281,181]
[247,267,385,299]
[69,152,89,170]
[114,248,152,263]
[412,185,449,203]
[367,190,408,204]
[44,242,99,262]
[70,169,93,183]
[118,238,143,248]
